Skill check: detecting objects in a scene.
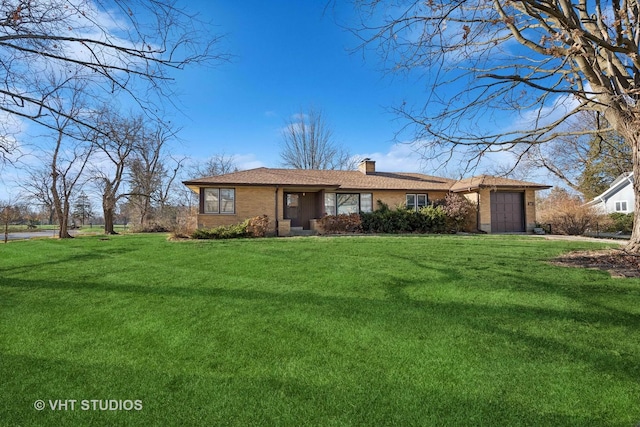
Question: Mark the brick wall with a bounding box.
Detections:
[195,186,541,235]
[197,186,279,233]
[524,189,537,232]
[477,189,492,233]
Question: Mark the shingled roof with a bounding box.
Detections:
[449,175,551,192]
[183,168,550,192]
[183,167,455,191]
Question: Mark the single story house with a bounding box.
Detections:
[183,159,551,236]
[586,172,635,214]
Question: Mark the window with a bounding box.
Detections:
[324,193,336,216]
[337,194,359,214]
[324,193,373,215]
[406,194,428,211]
[286,193,299,219]
[203,188,235,214]
[220,189,235,213]
[615,201,628,212]
[360,193,373,213]
[287,194,299,208]
[204,189,219,213]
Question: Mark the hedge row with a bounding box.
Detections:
[318,196,476,235]
[360,204,447,234]
[191,215,270,239]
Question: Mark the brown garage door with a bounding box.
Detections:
[490,192,525,232]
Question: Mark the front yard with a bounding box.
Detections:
[1,234,639,426]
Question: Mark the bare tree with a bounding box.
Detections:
[190,154,238,178]
[0,0,226,156]
[349,1,640,252]
[92,109,143,234]
[0,199,23,243]
[50,126,93,238]
[127,123,184,228]
[280,107,355,170]
[20,167,56,225]
[39,79,94,239]
[515,112,632,198]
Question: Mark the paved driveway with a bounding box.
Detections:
[4,230,78,240]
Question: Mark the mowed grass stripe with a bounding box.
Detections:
[1,234,639,426]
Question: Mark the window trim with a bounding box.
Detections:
[614,200,628,212]
[202,187,235,214]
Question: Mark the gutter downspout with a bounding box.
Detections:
[275,186,279,236]
[476,190,482,233]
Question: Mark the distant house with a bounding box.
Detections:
[587,172,634,214]
[183,159,551,236]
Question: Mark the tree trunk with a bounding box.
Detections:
[626,135,640,253]
[51,182,72,239]
[103,194,117,235]
[104,206,116,234]
[102,179,118,235]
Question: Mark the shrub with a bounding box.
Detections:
[537,190,603,235]
[439,193,477,232]
[191,221,249,239]
[359,200,447,234]
[604,212,634,234]
[246,215,270,237]
[191,215,271,239]
[132,223,171,233]
[419,205,447,232]
[317,213,362,234]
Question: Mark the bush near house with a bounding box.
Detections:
[437,193,478,233]
[359,202,447,234]
[537,190,603,235]
[603,212,634,234]
[317,213,363,234]
[320,198,478,235]
[246,214,270,237]
[192,215,270,239]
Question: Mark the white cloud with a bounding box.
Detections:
[509,92,582,132]
[233,153,266,170]
[355,142,436,173]
[355,141,529,179]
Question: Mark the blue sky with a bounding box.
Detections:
[171,1,462,174]
[0,1,553,202]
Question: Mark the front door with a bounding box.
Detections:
[284,192,316,229]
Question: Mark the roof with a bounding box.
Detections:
[449,175,552,192]
[183,167,551,193]
[587,172,633,204]
[183,167,456,191]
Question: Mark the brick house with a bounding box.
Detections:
[182,159,551,236]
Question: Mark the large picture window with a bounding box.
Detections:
[324,193,373,215]
[337,194,359,214]
[203,188,235,214]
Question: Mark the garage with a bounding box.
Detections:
[490,192,525,232]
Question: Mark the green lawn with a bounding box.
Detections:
[1,234,639,426]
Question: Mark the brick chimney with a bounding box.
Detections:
[358,158,376,175]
